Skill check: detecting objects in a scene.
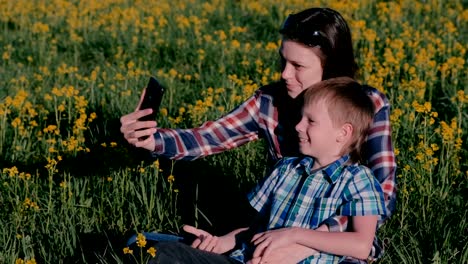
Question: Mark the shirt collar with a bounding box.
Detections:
[298,155,351,184]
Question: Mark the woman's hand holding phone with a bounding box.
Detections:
[120,77,165,151]
[120,89,157,151]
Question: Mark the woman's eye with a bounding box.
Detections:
[293,63,302,69]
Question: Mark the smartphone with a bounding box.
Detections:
[139,76,165,121]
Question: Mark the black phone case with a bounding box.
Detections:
[139,77,165,121]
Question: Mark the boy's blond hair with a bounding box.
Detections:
[303,77,374,163]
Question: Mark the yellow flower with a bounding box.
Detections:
[60,181,67,188]
[147,247,157,257]
[168,175,175,183]
[160,108,168,116]
[123,247,133,254]
[32,22,50,33]
[2,51,10,60]
[15,259,24,264]
[136,233,147,248]
[169,69,178,78]
[89,112,97,120]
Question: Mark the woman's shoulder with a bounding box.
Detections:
[361,84,391,109]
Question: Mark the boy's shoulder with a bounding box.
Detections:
[342,163,380,186]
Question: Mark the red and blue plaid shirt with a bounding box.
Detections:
[153,82,397,258]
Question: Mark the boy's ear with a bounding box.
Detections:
[337,123,353,142]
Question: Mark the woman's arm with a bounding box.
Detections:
[366,103,397,219]
[151,93,264,160]
[120,89,263,159]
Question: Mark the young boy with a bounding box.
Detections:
[139,77,386,264]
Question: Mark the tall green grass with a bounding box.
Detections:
[1,0,467,263]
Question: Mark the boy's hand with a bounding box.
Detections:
[251,227,297,259]
[247,243,316,264]
[182,225,234,254]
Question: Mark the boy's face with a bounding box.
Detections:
[295,99,343,161]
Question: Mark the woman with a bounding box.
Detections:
[120,7,396,263]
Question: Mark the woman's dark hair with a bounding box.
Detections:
[279,7,358,80]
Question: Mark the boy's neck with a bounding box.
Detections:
[311,154,344,170]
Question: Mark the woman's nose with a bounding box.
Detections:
[281,63,292,80]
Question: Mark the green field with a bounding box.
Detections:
[1,0,467,263]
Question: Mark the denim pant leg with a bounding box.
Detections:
[126,232,184,247]
[125,232,184,264]
[150,241,242,264]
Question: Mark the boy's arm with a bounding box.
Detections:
[248,225,326,264]
[252,215,378,261]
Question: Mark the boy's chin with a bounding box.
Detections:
[298,147,314,157]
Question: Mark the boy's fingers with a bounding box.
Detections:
[198,234,213,251]
[191,237,202,248]
[183,225,205,236]
[252,242,267,259]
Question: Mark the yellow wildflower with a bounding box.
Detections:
[168,175,175,183]
[147,247,157,257]
[136,233,147,248]
[123,247,133,254]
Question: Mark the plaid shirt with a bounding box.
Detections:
[153,81,397,258]
[229,155,386,263]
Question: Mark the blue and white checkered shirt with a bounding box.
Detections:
[230,155,386,263]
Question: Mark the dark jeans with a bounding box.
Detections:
[126,233,241,264]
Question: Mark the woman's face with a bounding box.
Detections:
[280,39,324,98]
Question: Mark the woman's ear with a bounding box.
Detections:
[336,123,353,143]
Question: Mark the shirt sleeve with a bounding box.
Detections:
[366,101,397,220]
[151,92,262,161]
[338,166,387,218]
